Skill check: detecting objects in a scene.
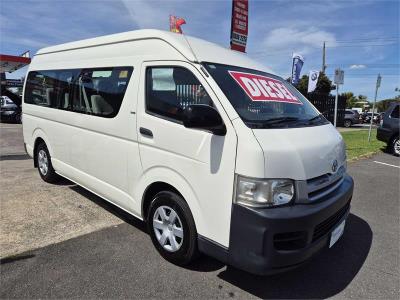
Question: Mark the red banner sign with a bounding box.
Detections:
[230,0,248,52]
[229,71,303,104]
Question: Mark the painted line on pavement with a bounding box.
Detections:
[373,161,400,169]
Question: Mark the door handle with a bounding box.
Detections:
[140,127,153,138]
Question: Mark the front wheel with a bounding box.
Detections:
[147,191,198,266]
[344,120,352,128]
[390,136,400,156]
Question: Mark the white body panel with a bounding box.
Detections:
[23,29,346,248]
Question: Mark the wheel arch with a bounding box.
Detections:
[137,167,203,236]
[32,129,53,168]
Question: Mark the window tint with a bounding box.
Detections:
[25,67,133,118]
[146,67,213,122]
[390,105,399,119]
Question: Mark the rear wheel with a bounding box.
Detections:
[147,191,198,265]
[36,142,60,183]
[344,119,352,128]
[390,136,400,156]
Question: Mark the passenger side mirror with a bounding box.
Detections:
[182,104,226,136]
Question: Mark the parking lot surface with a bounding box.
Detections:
[0,123,123,258]
[1,124,399,299]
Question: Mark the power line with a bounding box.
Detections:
[334,37,399,43]
[326,43,398,48]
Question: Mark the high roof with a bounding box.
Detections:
[36,29,272,73]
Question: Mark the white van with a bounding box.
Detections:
[23,29,353,275]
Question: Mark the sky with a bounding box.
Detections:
[1,0,399,100]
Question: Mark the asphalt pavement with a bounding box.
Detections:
[0,123,399,299]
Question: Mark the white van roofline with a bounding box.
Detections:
[36,29,273,74]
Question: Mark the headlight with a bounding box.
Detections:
[234,175,294,207]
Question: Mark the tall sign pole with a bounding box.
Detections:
[368,74,382,142]
[334,68,344,127]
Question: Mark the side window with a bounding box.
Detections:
[55,70,78,110]
[25,67,133,118]
[146,66,213,122]
[71,67,133,118]
[25,71,58,107]
[390,105,399,119]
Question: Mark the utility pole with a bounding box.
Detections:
[322,42,326,74]
[368,74,382,142]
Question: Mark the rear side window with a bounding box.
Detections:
[71,67,133,117]
[390,105,399,119]
[145,66,213,122]
[25,67,133,118]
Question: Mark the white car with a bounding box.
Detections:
[22,29,353,275]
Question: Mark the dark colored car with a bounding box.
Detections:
[377,102,399,156]
[361,112,381,124]
[343,109,360,127]
[0,96,22,123]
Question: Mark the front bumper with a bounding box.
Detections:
[228,174,353,275]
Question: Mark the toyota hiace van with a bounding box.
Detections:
[23,30,353,275]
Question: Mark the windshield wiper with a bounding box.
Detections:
[307,114,322,122]
[263,117,300,125]
[247,117,301,129]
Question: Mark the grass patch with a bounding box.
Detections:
[341,129,386,161]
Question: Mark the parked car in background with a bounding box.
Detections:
[377,102,400,156]
[344,109,360,127]
[0,96,21,123]
[361,112,381,125]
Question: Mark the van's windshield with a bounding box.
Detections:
[204,63,329,129]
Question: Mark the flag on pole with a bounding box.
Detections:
[230,0,249,52]
[169,15,186,34]
[291,53,304,85]
[307,70,320,93]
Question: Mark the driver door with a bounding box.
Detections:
[136,61,237,247]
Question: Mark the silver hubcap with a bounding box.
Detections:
[394,139,400,155]
[38,149,49,176]
[153,206,183,252]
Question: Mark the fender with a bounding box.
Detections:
[32,127,54,157]
[133,165,204,236]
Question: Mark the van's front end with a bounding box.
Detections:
[204,63,353,275]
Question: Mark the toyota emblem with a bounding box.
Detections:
[332,159,338,172]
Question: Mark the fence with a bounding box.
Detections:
[307,93,346,126]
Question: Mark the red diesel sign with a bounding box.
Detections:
[230,0,248,52]
[229,71,303,104]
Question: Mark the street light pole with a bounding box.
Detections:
[368,74,381,142]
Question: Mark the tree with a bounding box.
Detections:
[295,73,334,97]
[376,98,400,112]
[341,92,357,108]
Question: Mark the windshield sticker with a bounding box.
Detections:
[228,71,303,105]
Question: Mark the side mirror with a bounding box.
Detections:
[182,104,226,136]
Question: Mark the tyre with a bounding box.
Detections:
[390,136,400,157]
[15,113,21,124]
[36,142,60,183]
[344,119,352,128]
[147,191,198,266]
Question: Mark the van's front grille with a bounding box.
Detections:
[307,166,345,202]
[312,202,350,242]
